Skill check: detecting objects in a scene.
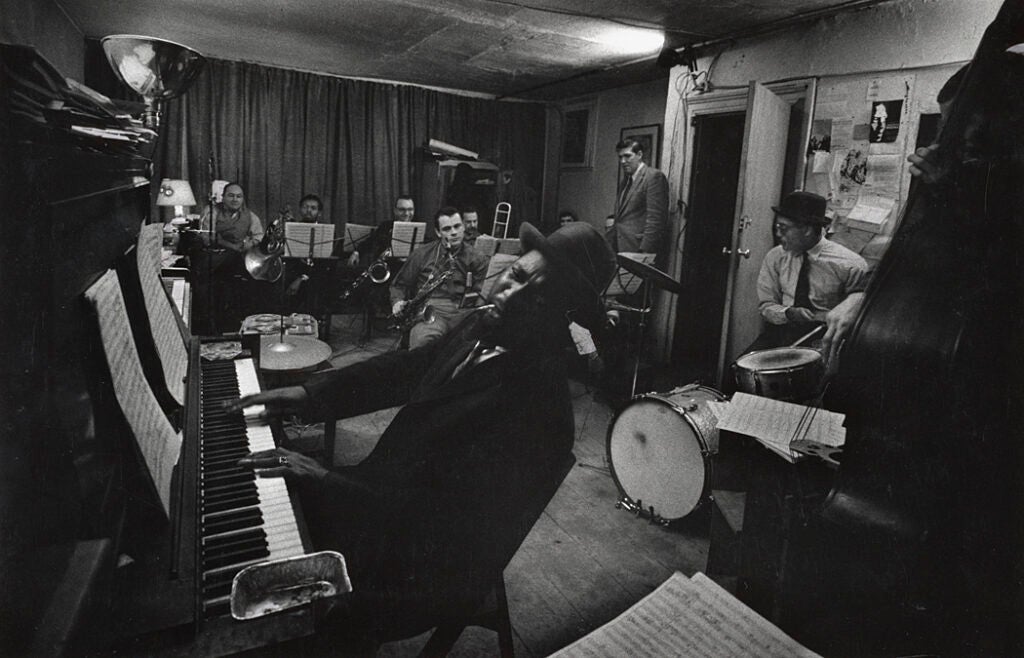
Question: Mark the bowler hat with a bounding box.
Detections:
[519,221,616,331]
[772,191,828,226]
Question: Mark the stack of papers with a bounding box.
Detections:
[2,44,154,156]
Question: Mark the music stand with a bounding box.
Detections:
[391,221,427,258]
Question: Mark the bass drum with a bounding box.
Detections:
[607,385,725,523]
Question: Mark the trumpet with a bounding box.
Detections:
[338,248,391,303]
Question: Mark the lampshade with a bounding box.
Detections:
[101,35,205,129]
[157,179,197,207]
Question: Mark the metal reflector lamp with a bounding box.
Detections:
[101,35,205,129]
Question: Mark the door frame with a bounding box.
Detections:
[653,78,817,367]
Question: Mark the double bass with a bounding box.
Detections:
[778,4,1024,656]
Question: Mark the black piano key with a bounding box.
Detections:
[202,545,271,570]
[203,528,265,549]
[203,510,262,535]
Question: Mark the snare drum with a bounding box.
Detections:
[733,347,824,401]
[607,385,725,523]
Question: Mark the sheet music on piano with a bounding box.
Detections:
[84,270,181,515]
[284,222,335,259]
[136,223,188,405]
[391,221,427,258]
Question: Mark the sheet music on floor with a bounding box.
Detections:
[550,571,822,658]
[84,270,181,516]
[716,392,846,463]
[284,222,335,259]
[605,252,655,297]
[391,221,427,258]
[136,223,188,405]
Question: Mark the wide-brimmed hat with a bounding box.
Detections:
[519,221,616,331]
[772,191,828,226]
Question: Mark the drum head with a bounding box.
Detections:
[607,397,707,520]
[735,347,821,371]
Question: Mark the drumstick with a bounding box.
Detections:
[790,324,825,348]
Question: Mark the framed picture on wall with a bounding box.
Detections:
[619,123,662,169]
[561,98,598,169]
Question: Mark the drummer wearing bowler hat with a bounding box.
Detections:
[747,190,868,353]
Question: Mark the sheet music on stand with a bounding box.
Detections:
[605,252,656,297]
[715,392,846,464]
[550,571,822,658]
[284,222,335,259]
[344,223,374,253]
[391,221,427,258]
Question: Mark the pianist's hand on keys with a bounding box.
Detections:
[239,447,328,481]
[224,385,310,416]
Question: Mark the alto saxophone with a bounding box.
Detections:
[388,252,456,331]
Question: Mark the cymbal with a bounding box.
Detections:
[616,254,682,294]
[259,335,332,372]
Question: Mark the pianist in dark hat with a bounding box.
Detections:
[234,220,616,645]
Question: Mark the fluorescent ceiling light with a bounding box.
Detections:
[593,27,665,55]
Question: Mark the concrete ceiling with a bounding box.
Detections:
[57,0,890,100]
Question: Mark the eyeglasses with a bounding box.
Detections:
[773,223,800,233]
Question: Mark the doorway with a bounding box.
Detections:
[671,112,746,385]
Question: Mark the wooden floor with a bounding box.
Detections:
[290,314,712,657]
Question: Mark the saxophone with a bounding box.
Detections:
[388,249,456,331]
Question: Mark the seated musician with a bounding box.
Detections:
[197,181,264,254]
[189,181,266,333]
[390,206,489,348]
[461,205,488,246]
[284,193,350,314]
[233,221,617,645]
[349,194,414,266]
[749,191,868,352]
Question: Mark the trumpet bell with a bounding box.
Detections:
[244,249,283,282]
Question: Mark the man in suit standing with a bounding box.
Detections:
[609,138,669,262]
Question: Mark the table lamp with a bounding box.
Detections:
[157,179,197,225]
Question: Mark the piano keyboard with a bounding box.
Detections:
[199,358,305,616]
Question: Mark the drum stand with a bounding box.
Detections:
[629,282,652,399]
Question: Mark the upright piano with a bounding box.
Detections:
[0,45,317,656]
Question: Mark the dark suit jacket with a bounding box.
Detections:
[611,164,669,255]
[298,315,574,629]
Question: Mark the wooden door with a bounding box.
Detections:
[717,82,791,382]
[671,112,746,385]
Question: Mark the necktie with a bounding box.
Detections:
[618,175,633,211]
[793,254,813,310]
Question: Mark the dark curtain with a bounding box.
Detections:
[156,57,546,236]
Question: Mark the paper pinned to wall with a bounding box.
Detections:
[846,194,897,233]
[865,153,903,196]
[830,117,854,151]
